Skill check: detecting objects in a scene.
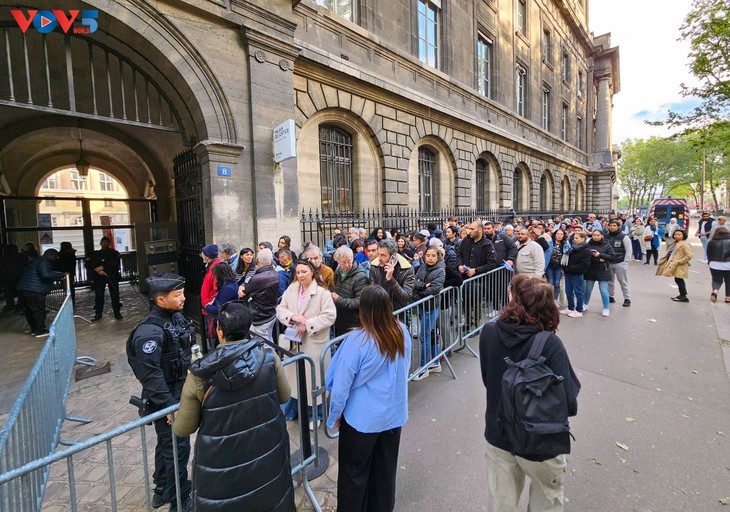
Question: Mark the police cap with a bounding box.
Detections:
[146,273,185,293]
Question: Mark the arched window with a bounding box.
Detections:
[418,147,436,211]
[561,177,571,210]
[476,159,486,210]
[512,169,522,210]
[319,125,353,213]
[576,180,585,210]
[540,172,552,210]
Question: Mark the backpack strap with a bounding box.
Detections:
[527,331,551,360]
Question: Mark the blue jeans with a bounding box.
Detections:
[564,274,585,312]
[631,239,642,260]
[700,236,709,260]
[545,266,563,300]
[419,308,440,367]
[584,280,610,309]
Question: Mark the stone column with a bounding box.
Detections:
[240,20,302,248]
[594,74,612,164]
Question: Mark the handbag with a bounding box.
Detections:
[643,234,652,242]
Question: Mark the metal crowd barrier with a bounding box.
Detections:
[0,349,323,512]
[45,279,67,312]
[0,276,91,512]
[317,264,513,439]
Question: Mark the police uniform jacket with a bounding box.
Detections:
[174,339,295,512]
[126,305,193,409]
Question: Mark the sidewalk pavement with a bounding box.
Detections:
[2,240,729,511]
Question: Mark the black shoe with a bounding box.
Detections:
[169,496,192,512]
[623,299,631,307]
[671,296,689,303]
[643,262,649,265]
[151,493,168,509]
[91,314,102,322]
[609,297,616,303]
[33,330,50,337]
[114,312,123,320]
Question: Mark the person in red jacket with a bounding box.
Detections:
[200,244,221,350]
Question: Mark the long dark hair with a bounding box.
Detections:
[500,275,559,333]
[359,285,405,361]
[235,247,254,275]
[212,262,237,290]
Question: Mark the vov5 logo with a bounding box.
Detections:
[10,10,98,35]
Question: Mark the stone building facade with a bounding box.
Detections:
[0,0,619,290]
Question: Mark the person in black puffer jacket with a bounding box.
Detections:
[174,302,295,512]
[561,232,592,317]
[17,249,65,335]
[583,230,616,317]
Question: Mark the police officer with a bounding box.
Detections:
[126,273,194,512]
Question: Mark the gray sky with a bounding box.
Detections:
[589,0,699,144]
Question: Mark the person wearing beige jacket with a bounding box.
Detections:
[276,259,336,425]
[656,229,693,302]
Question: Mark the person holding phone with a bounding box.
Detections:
[369,239,415,311]
[582,230,616,317]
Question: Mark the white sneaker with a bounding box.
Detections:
[582,305,589,312]
[559,308,571,315]
[568,311,583,318]
[428,362,442,373]
[602,308,610,317]
[412,369,429,381]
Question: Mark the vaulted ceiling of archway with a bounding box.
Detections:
[0,108,183,197]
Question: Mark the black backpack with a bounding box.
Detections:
[499,331,572,457]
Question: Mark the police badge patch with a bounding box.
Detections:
[142,340,158,354]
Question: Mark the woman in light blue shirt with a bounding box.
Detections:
[325,285,411,512]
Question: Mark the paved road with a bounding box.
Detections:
[2,242,728,511]
[397,242,730,511]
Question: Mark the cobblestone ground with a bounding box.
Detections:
[1,284,339,511]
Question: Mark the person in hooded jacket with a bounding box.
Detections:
[559,231,592,318]
[174,301,295,512]
[479,275,580,512]
[411,246,446,380]
[582,230,616,317]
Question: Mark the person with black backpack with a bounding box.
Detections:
[479,274,581,512]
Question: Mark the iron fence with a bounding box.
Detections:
[0,349,324,512]
[318,264,513,439]
[0,277,91,511]
[301,208,613,248]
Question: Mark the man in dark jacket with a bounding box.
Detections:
[17,249,65,336]
[174,302,295,512]
[85,236,122,321]
[1,244,29,311]
[484,221,517,268]
[126,274,195,512]
[331,246,369,336]
[238,248,279,342]
[54,241,78,305]
[560,232,592,317]
[369,239,415,310]
[457,220,497,276]
[457,220,498,329]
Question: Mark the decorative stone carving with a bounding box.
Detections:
[254,50,266,63]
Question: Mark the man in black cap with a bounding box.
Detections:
[126,273,195,512]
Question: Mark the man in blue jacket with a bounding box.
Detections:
[17,249,66,336]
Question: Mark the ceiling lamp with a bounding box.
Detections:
[75,137,89,178]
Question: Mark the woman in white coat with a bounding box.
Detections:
[276,259,336,426]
